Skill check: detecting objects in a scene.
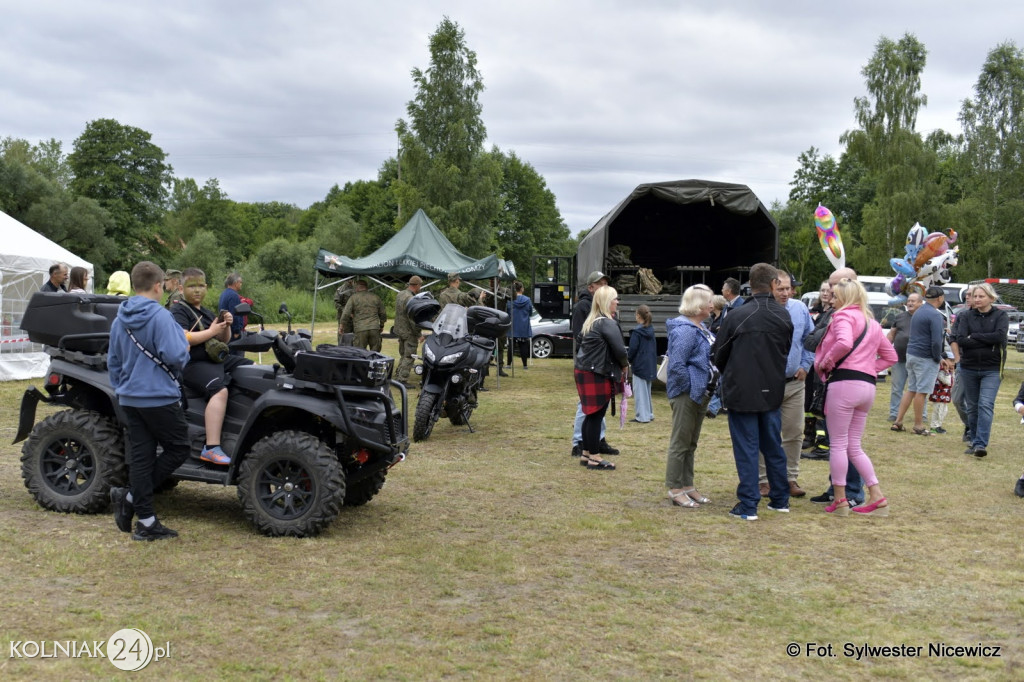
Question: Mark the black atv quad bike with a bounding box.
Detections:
[13,293,409,537]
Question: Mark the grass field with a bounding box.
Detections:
[1,334,1023,680]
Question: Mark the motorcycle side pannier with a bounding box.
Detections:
[20,292,124,353]
[466,306,510,339]
[293,345,394,387]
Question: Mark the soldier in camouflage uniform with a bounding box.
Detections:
[438,272,479,308]
[163,269,184,308]
[339,279,387,351]
[479,276,511,377]
[393,276,424,387]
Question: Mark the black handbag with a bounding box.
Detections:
[809,322,868,418]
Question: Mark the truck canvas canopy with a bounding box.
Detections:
[577,179,779,291]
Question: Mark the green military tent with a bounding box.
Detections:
[312,209,516,329]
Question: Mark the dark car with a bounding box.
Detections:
[531,317,573,358]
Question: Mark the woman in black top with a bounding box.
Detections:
[952,283,1008,457]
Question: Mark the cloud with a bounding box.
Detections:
[2,0,1020,236]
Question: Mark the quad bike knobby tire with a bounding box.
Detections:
[20,409,126,514]
[413,391,440,442]
[237,431,345,537]
[343,469,387,507]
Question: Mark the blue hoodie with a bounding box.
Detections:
[108,296,191,408]
[508,294,533,338]
[627,323,657,381]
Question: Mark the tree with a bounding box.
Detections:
[841,34,940,274]
[955,41,1024,278]
[394,17,501,257]
[490,148,572,271]
[68,118,173,267]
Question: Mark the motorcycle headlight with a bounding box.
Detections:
[439,351,464,366]
[450,373,462,384]
[424,346,436,362]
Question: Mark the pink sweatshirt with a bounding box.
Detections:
[814,307,897,379]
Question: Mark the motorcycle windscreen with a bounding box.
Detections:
[433,304,469,338]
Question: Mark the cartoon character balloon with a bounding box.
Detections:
[888,223,961,302]
[814,204,845,270]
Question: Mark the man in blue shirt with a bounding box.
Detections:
[758,272,815,498]
[218,272,245,354]
[893,286,951,435]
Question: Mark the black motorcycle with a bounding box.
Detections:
[410,299,509,441]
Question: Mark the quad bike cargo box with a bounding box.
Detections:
[20,292,124,353]
[466,306,510,339]
[295,345,394,387]
[407,291,442,328]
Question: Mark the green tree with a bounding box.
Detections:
[840,34,940,273]
[68,118,173,267]
[171,230,227,287]
[490,148,572,272]
[394,17,501,257]
[955,41,1024,278]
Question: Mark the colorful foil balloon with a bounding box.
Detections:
[814,204,845,270]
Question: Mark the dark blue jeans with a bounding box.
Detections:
[826,467,863,504]
[728,409,788,515]
[959,367,1001,449]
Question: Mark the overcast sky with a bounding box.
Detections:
[1,1,1020,236]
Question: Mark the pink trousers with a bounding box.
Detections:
[824,379,879,488]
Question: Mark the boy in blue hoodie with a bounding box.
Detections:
[108,261,191,541]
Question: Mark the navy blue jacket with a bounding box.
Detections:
[627,324,657,381]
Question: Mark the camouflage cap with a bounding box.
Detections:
[447,272,461,282]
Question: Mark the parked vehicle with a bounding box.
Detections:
[1006,311,1024,348]
[14,293,408,537]
[410,298,510,441]
[531,317,573,358]
[575,180,779,354]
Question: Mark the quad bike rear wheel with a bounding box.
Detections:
[20,410,126,514]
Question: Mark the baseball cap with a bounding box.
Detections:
[408,276,423,285]
[447,272,461,282]
[586,270,609,285]
[164,269,182,280]
[924,286,944,299]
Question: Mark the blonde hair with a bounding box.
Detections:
[832,279,874,322]
[679,284,713,316]
[972,283,997,302]
[583,286,618,336]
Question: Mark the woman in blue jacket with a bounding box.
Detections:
[627,304,656,422]
[507,281,533,369]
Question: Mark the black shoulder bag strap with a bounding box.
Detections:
[827,320,869,380]
[124,326,186,406]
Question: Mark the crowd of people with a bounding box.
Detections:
[37,260,1023,536]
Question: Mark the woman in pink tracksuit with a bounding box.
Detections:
[814,279,898,516]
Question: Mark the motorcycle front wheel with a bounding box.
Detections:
[413,391,440,442]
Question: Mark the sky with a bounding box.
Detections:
[1,1,1020,237]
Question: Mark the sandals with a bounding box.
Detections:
[890,423,905,432]
[580,455,615,470]
[684,489,710,505]
[912,427,930,436]
[668,490,699,508]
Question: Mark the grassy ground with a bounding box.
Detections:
[1,333,1023,680]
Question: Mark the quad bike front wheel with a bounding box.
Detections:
[20,410,126,514]
[237,431,345,537]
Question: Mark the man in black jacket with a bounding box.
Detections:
[713,263,793,520]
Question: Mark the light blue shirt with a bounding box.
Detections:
[785,298,815,378]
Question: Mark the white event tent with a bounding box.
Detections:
[0,210,94,380]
